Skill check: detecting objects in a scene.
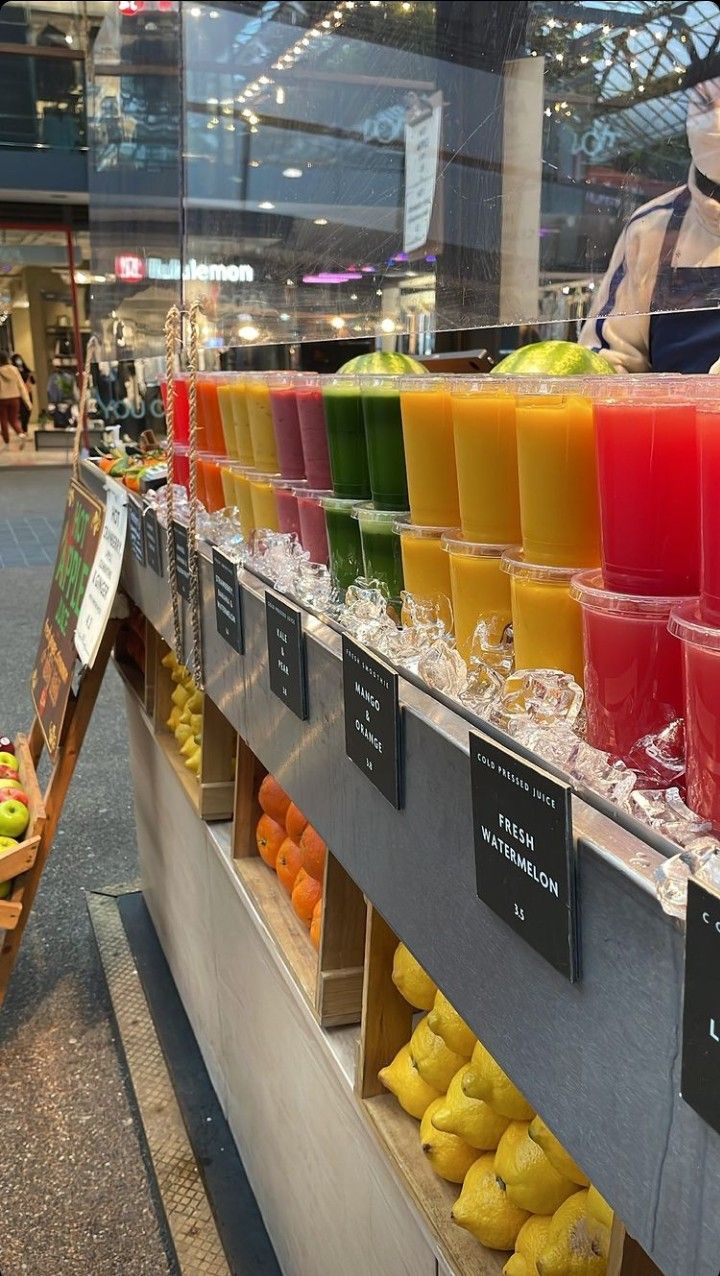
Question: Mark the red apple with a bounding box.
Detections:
[0,766,18,781]
[0,753,18,774]
[1,788,28,808]
[0,738,15,756]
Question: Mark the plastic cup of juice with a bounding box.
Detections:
[217,374,241,459]
[248,471,283,532]
[172,444,189,491]
[501,549,584,686]
[442,534,512,663]
[230,378,253,465]
[450,379,521,543]
[669,600,720,826]
[399,377,460,527]
[296,488,331,564]
[353,504,408,604]
[594,376,700,595]
[571,570,687,762]
[276,478,307,539]
[397,523,454,631]
[515,378,600,567]
[322,376,371,500]
[198,454,225,512]
[321,495,364,591]
[220,461,238,507]
[196,373,227,456]
[162,375,190,446]
[697,404,720,623]
[269,373,306,480]
[246,373,279,471]
[360,375,409,510]
[230,467,255,539]
[296,374,332,489]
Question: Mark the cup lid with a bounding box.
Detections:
[502,548,583,582]
[570,568,693,615]
[352,503,409,524]
[442,533,514,558]
[295,486,332,499]
[668,597,720,649]
[320,493,363,510]
[396,522,459,538]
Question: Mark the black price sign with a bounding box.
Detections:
[127,497,145,566]
[342,636,402,809]
[681,878,720,1134]
[172,521,191,601]
[265,591,307,720]
[469,732,578,981]
[212,547,244,654]
[144,508,163,576]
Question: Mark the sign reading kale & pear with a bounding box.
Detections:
[127,496,145,565]
[681,877,720,1135]
[265,591,307,720]
[342,636,402,808]
[144,507,163,575]
[469,732,578,981]
[212,547,244,654]
[172,520,191,601]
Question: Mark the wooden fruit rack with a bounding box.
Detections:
[84,462,715,1275]
[0,735,46,931]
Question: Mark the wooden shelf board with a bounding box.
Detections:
[363,1093,507,1276]
[234,856,317,1010]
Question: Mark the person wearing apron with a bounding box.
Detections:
[580,80,720,373]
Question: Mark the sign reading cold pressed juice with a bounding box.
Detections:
[212,548,244,655]
[127,496,145,566]
[469,732,578,981]
[144,507,163,576]
[30,480,103,754]
[342,636,402,808]
[172,520,191,601]
[265,591,307,720]
[681,878,720,1134]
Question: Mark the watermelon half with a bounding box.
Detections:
[491,340,616,377]
[337,352,428,375]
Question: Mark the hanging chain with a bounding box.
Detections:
[72,334,101,481]
[164,304,184,662]
[187,300,204,689]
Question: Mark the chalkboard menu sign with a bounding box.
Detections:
[212,548,244,654]
[172,521,191,601]
[144,508,162,575]
[127,497,145,565]
[265,591,307,720]
[342,636,402,808]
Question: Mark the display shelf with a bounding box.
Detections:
[0,734,47,926]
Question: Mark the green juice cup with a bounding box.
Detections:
[353,504,408,604]
[360,376,409,510]
[322,375,371,500]
[321,495,364,591]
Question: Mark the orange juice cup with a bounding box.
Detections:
[249,471,282,532]
[515,379,600,567]
[442,534,512,663]
[197,373,227,456]
[450,379,521,543]
[198,454,225,512]
[246,374,278,471]
[399,377,460,527]
[502,549,585,686]
[217,375,240,459]
[397,524,454,631]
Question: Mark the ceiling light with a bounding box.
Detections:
[283,167,303,178]
[259,75,270,85]
[276,87,285,104]
[376,288,383,295]
[330,316,346,329]
[238,324,260,341]
[314,217,328,225]
[259,201,275,210]
[65,33,73,44]
[380,318,396,333]
[286,279,294,286]
[350,293,358,300]
[249,159,260,167]
[280,312,290,321]
[190,4,201,14]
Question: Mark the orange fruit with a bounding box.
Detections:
[310,898,323,950]
[286,801,308,843]
[276,838,303,894]
[300,824,327,882]
[258,774,292,825]
[256,814,285,869]
[292,868,322,926]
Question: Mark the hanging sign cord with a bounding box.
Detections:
[164,304,184,662]
[187,300,204,689]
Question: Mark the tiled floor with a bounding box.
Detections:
[0,515,63,566]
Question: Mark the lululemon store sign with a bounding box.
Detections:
[114,255,255,284]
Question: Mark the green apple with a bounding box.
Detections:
[0,879,10,900]
[0,800,29,839]
[0,836,18,855]
[0,779,19,791]
[0,753,18,773]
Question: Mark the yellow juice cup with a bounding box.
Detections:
[249,471,281,532]
[450,380,521,543]
[502,549,585,686]
[399,378,461,526]
[231,467,255,539]
[220,461,237,506]
[217,376,239,459]
[246,374,278,471]
[515,382,600,567]
[397,524,454,631]
[442,534,513,663]
[231,379,253,465]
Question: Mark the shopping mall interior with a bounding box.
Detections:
[3,3,720,1275]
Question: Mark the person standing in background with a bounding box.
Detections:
[0,352,31,449]
[11,353,35,435]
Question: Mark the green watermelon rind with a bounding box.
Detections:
[491,341,616,377]
[337,352,428,376]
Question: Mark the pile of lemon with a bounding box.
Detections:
[380,943,612,1275]
[162,651,203,776]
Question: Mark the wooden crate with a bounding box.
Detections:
[0,734,47,931]
[151,630,235,822]
[232,736,366,1028]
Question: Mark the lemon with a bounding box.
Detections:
[420,1098,478,1183]
[185,746,202,775]
[452,1153,529,1250]
[378,1043,441,1119]
[171,663,191,683]
[166,707,182,732]
[428,991,477,1056]
[186,690,204,713]
[171,683,190,709]
[504,1214,553,1276]
[410,1015,469,1091]
[586,1186,613,1231]
[537,1190,609,1276]
[432,1065,510,1150]
[496,1122,576,1215]
[189,713,203,735]
[529,1116,589,1187]
[175,723,194,746]
[462,1042,535,1120]
[391,943,437,1010]
[161,651,177,671]
[504,1257,533,1276]
[180,733,199,757]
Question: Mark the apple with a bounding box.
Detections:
[1,788,28,808]
[0,778,18,791]
[0,766,18,781]
[0,880,10,901]
[0,836,18,854]
[0,800,29,839]
[0,753,18,773]
[0,737,15,756]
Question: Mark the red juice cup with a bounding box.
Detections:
[296,487,331,564]
[276,479,307,539]
[698,405,720,624]
[269,373,306,480]
[571,570,687,763]
[296,373,332,489]
[197,373,227,456]
[594,376,700,595]
[161,375,190,446]
[669,600,720,827]
[172,444,189,491]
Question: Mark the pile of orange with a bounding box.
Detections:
[256,774,326,950]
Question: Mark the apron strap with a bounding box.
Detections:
[651,186,692,312]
